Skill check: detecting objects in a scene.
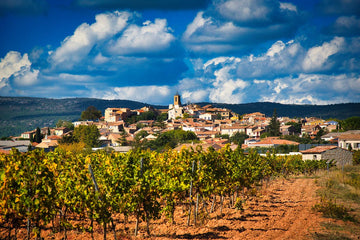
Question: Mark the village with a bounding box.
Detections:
[1,93,359,165]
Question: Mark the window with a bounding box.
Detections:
[313,155,317,160]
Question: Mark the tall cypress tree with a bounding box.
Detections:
[34,127,43,143]
[268,109,280,136]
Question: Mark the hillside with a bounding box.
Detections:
[0,97,165,137]
[0,96,359,137]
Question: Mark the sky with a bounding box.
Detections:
[0,0,360,106]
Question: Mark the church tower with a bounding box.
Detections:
[174,93,181,107]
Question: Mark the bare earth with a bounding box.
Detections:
[147,177,324,240]
[1,176,339,239]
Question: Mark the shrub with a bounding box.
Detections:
[312,197,354,221]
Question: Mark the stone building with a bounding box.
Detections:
[300,146,353,166]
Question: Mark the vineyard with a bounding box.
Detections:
[0,146,328,239]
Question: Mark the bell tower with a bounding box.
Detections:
[174,93,181,107]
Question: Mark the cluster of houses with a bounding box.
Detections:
[1,94,359,166]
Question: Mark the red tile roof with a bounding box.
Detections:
[300,146,337,154]
[338,134,360,140]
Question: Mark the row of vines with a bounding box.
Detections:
[0,145,328,239]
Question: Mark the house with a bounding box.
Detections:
[0,140,32,153]
[338,133,360,150]
[21,130,36,139]
[220,125,247,137]
[199,112,216,121]
[300,146,353,166]
[280,125,296,135]
[54,127,70,136]
[245,137,299,148]
[104,108,132,122]
[301,125,321,137]
[36,138,59,151]
[242,112,266,124]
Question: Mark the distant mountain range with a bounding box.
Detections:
[0,96,359,137]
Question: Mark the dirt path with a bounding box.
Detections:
[146,177,324,240]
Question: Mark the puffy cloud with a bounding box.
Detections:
[177,36,360,104]
[0,0,47,15]
[259,74,360,104]
[0,51,38,93]
[183,0,303,55]
[302,37,345,72]
[74,0,210,10]
[108,19,176,56]
[97,85,172,104]
[51,11,132,68]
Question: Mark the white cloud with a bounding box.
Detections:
[98,85,172,104]
[303,37,345,71]
[182,0,302,54]
[0,51,38,89]
[108,18,175,55]
[266,40,286,57]
[0,51,31,79]
[279,2,297,12]
[51,11,131,68]
[260,73,360,104]
[216,0,274,24]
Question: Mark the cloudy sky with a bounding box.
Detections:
[0,0,359,105]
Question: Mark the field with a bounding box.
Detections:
[0,149,359,240]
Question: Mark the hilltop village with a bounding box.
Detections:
[1,94,359,163]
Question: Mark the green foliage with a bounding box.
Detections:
[312,197,354,221]
[56,119,74,130]
[341,116,360,131]
[157,112,168,122]
[33,127,43,143]
[281,134,312,144]
[80,106,102,121]
[126,110,158,124]
[0,145,330,238]
[285,121,302,134]
[268,109,281,136]
[353,151,360,165]
[230,132,248,145]
[146,129,198,151]
[73,125,101,148]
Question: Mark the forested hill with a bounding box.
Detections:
[208,102,360,119]
[0,96,359,137]
[0,97,165,137]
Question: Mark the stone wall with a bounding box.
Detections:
[322,147,353,166]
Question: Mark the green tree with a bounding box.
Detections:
[116,130,129,146]
[73,125,100,148]
[33,127,43,143]
[58,132,77,144]
[353,150,360,165]
[157,112,168,122]
[56,119,74,130]
[268,109,280,136]
[341,116,360,131]
[80,106,102,121]
[230,132,248,145]
[285,121,302,134]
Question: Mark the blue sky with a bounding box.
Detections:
[0,0,359,105]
